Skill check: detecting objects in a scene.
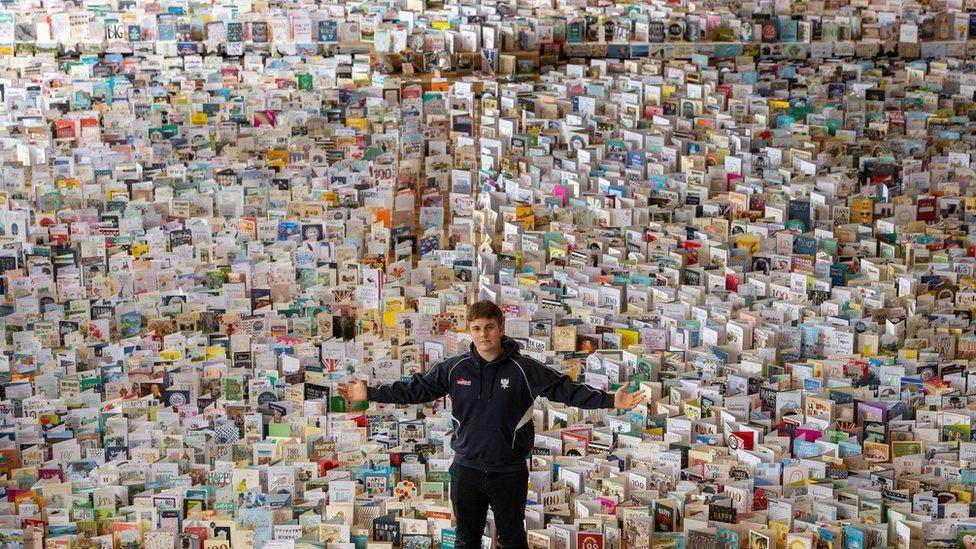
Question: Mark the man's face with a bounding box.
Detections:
[469,317,503,355]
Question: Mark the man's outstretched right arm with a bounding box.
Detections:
[365,356,459,404]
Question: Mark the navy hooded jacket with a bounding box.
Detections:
[366,335,616,472]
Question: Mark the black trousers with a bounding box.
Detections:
[449,462,529,549]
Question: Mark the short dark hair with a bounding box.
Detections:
[467,300,504,326]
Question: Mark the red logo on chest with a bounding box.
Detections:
[457,377,472,386]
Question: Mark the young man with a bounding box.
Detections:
[339,300,646,549]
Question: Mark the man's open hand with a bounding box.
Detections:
[337,379,367,403]
[613,383,647,410]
